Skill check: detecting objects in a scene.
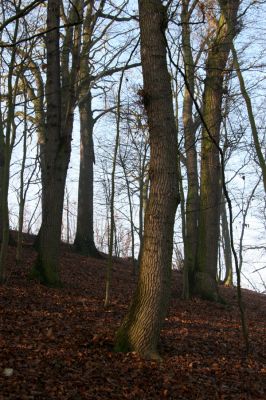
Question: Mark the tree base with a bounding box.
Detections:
[114,327,131,353]
[73,237,102,258]
[114,325,162,361]
[193,272,220,302]
[33,229,41,251]
[29,255,62,288]
[0,231,17,247]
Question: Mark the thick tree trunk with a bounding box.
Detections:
[115,0,179,359]
[74,91,100,257]
[194,0,240,300]
[31,0,70,286]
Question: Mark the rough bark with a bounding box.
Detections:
[31,0,69,286]
[31,0,81,283]
[194,0,240,300]
[34,0,82,251]
[115,0,179,359]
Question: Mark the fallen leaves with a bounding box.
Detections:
[0,243,265,399]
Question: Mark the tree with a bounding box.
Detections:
[73,0,99,256]
[230,43,266,193]
[180,0,200,299]
[0,3,22,280]
[115,0,179,359]
[30,0,85,284]
[0,117,4,245]
[31,0,65,285]
[220,192,233,286]
[74,1,138,257]
[118,96,150,271]
[194,0,240,300]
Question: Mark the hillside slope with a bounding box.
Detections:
[0,241,265,399]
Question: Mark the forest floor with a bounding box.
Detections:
[0,238,265,399]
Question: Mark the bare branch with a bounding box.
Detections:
[0,0,46,32]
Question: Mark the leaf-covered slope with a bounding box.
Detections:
[0,243,265,399]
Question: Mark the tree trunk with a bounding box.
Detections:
[31,0,70,286]
[194,0,240,300]
[221,193,233,286]
[115,0,179,359]
[0,17,20,280]
[231,42,266,193]
[137,166,149,263]
[0,134,4,244]
[74,2,100,257]
[181,0,199,299]
[16,103,28,263]
[74,91,100,257]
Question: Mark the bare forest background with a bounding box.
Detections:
[1,0,266,301]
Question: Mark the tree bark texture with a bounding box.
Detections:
[115,0,179,359]
[32,0,70,285]
[194,0,240,300]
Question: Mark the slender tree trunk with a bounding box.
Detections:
[220,193,233,286]
[120,152,137,275]
[74,91,100,256]
[0,133,11,282]
[231,43,266,193]
[0,128,4,244]
[115,0,179,359]
[138,175,144,250]
[104,95,120,306]
[181,0,199,299]
[0,17,20,281]
[194,0,240,300]
[16,103,28,263]
[137,170,149,263]
[73,1,100,257]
